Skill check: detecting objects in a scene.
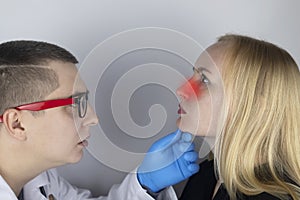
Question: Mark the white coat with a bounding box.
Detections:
[0,169,177,200]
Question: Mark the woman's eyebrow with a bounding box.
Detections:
[193,66,212,74]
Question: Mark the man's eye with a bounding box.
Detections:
[70,103,77,108]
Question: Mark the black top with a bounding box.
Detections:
[17,189,24,200]
[179,160,280,200]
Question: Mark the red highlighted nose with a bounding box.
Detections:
[181,79,202,99]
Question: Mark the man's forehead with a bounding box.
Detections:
[47,60,77,74]
[45,61,87,99]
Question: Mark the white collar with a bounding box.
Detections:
[0,175,18,200]
[23,171,50,191]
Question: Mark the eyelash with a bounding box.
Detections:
[193,67,210,85]
[200,73,210,85]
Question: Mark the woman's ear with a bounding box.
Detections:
[1,109,27,141]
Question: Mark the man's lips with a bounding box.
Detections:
[78,140,88,147]
[178,105,187,114]
[78,135,90,146]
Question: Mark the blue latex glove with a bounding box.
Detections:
[137,129,199,192]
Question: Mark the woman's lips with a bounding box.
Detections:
[178,105,187,114]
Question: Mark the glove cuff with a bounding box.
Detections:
[137,172,161,193]
[141,184,162,199]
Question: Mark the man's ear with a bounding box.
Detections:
[2,109,27,141]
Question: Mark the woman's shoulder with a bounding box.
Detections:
[179,159,217,200]
[241,192,282,200]
[197,160,282,200]
[198,159,214,171]
[192,159,215,182]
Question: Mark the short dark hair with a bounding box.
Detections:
[0,40,78,117]
[0,40,78,65]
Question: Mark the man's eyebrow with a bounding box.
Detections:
[68,90,89,98]
[193,67,212,74]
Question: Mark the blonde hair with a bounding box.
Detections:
[214,34,300,199]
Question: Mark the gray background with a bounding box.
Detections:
[1,0,299,197]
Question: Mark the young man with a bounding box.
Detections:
[0,40,199,199]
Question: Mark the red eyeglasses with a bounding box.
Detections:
[0,91,88,123]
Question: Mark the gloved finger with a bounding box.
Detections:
[187,163,200,174]
[181,132,193,142]
[149,129,182,151]
[179,142,195,152]
[183,151,198,162]
[181,163,200,179]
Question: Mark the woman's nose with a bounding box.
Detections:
[176,78,200,100]
[176,81,189,100]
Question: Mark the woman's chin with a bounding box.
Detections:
[176,124,196,135]
[176,117,181,127]
[176,117,206,136]
[176,118,187,132]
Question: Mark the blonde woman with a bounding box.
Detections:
[177,34,300,199]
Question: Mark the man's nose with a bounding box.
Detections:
[83,103,99,126]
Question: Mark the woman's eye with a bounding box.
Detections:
[193,67,210,85]
[201,73,210,85]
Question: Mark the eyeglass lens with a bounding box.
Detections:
[78,93,88,118]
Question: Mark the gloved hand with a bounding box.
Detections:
[137,129,199,193]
